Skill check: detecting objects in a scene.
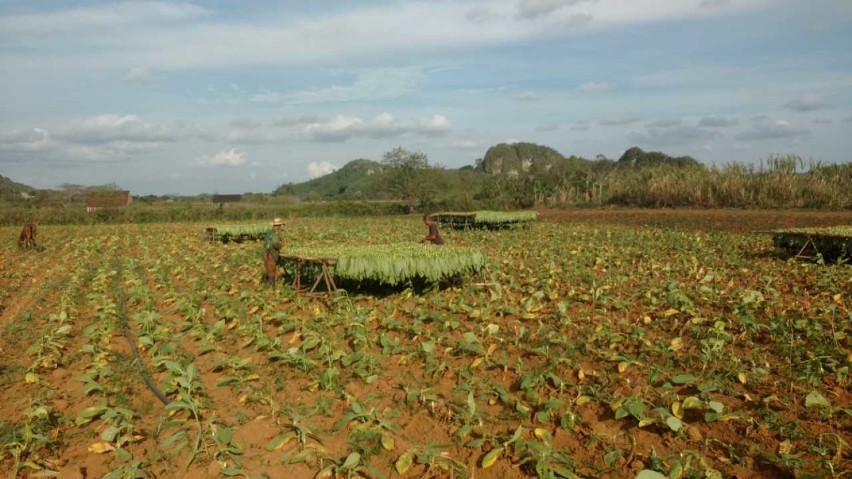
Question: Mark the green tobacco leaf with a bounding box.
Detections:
[666,416,684,432]
[636,470,666,479]
[265,433,295,451]
[671,374,696,385]
[805,390,831,408]
[341,452,361,469]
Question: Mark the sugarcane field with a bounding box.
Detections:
[1,209,850,479]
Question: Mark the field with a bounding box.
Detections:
[0,209,850,479]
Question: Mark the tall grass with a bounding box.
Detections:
[599,155,852,209]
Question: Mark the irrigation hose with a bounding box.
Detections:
[114,261,171,406]
[121,325,171,406]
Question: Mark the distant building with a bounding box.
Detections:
[86,190,132,212]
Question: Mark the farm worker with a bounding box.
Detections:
[420,214,444,245]
[262,218,283,286]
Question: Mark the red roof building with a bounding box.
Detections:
[86,190,132,212]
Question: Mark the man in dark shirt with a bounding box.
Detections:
[262,218,283,286]
[420,214,444,245]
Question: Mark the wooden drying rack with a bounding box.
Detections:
[280,255,338,296]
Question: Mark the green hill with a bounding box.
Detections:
[617,146,703,169]
[274,144,706,205]
[0,174,35,193]
[479,142,598,177]
[274,159,387,199]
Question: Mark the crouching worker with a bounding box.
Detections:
[262,218,283,287]
[420,214,444,245]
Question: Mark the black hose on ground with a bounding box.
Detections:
[121,324,171,406]
[114,260,171,406]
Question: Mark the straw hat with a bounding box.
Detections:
[272,217,283,226]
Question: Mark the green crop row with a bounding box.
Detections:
[283,243,486,284]
[432,210,537,229]
[208,224,269,243]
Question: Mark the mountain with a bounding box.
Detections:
[479,142,597,177]
[275,144,704,201]
[0,174,35,193]
[616,147,703,169]
[274,159,387,199]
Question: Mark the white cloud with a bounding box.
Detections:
[600,117,641,126]
[199,149,247,167]
[124,66,151,83]
[627,125,719,146]
[273,115,319,127]
[646,119,682,128]
[453,140,481,151]
[784,94,833,112]
[303,113,451,142]
[253,67,425,105]
[0,1,773,72]
[419,114,452,136]
[56,114,176,143]
[736,117,809,141]
[64,141,160,162]
[0,128,52,153]
[303,115,366,143]
[307,161,340,179]
[465,7,499,23]
[0,2,208,33]
[230,119,262,130]
[515,91,541,102]
[579,81,609,92]
[698,115,739,127]
[516,0,595,20]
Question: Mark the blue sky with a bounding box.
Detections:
[1,0,850,195]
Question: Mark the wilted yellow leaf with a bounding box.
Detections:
[671,401,683,419]
[737,372,747,384]
[381,434,395,451]
[618,362,628,373]
[88,442,115,454]
[779,440,792,455]
[395,451,415,475]
[481,447,503,468]
[470,357,484,369]
[577,369,585,381]
[669,337,684,352]
[248,305,259,314]
[533,428,551,441]
[643,315,652,324]
[638,418,656,428]
[24,372,39,384]
[664,308,679,317]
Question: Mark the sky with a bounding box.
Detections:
[1,0,850,195]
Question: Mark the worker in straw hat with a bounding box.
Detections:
[262,218,283,287]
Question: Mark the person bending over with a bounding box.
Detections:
[420,214,444,245]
